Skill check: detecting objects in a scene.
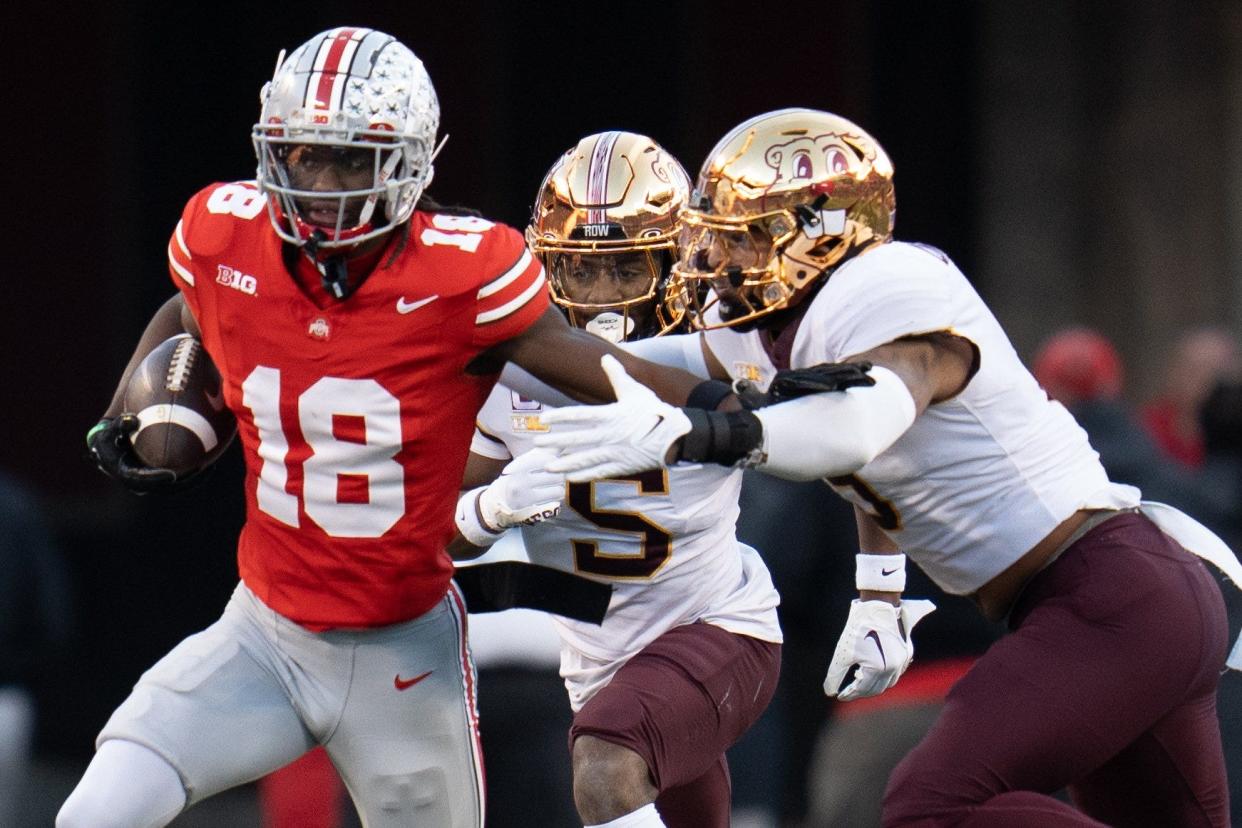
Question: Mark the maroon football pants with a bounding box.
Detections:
[570,622,781,828]
[882,513,1230,827]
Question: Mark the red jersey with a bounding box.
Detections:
[166,181,548,629]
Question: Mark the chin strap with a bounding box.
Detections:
[303,230,352,300]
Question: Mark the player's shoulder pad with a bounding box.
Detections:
[823,241,957,301]
[177,181,269,259]
[411,211,533,296]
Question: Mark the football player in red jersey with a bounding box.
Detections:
[62,28,706,828]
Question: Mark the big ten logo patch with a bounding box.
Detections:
[733,361,765,384]
[509,390,548,433]
[216,264,258,296]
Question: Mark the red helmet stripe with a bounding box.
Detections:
[309,28,364,111]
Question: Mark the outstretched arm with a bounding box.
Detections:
[749,332,976,480]
[498,330,719,408]
[534,331,976,482]
[482,306,713,407]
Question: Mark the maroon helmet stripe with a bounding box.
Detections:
[586,131,620,225]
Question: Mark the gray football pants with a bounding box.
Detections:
[98,581,484,827]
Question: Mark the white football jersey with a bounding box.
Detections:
[704,241,1140,595]
[472,386,782,710]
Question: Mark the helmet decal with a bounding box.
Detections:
[667,108,895,330]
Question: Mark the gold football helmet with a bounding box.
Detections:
[527,131,690,342]
[667,108,895,330]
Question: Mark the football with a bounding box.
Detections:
[123,334,236,476]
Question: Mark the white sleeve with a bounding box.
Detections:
[497,365,578,408]
[471,385,516,460]
[620,332,710,377]
[498,332,711,406]
[470,425,512,461]
[753,366,916,480]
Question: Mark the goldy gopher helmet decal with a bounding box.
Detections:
[527,131,691,341]
[667,108,895,329]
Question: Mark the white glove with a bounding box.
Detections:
[535,355,691,482]
[456,449,566,546]
[823,598,936,701]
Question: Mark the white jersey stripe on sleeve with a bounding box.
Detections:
[476,271,546,324]
[168,243,195,286]
[174,220,191,260]
[477,249,533,299]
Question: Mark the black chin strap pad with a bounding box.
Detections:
[320,257,349,299]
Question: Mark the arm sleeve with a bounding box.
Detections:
[471,425,513,461]
[620,332,710,377]
[753,366,917,480]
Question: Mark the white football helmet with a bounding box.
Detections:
[252,27,441,250]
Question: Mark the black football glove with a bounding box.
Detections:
[85,415,179,494]
[734,361,878,409]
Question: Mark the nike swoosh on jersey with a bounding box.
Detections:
[204,387,225,412]
[394,670,433,691]
[396,294,439,314]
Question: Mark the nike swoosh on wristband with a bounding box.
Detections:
[865,630,887,668]
[394,671,433,691]
[881,567,900,576]
[396,294,439,314]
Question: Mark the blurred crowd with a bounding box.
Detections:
[4,323,1241,826]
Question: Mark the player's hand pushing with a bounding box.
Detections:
[538,355,691,481]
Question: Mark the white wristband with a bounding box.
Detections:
[455,487,503,547]
[856,553,907,592]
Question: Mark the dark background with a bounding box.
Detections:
[4,0,1241,816]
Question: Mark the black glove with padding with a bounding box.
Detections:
[85,414,179,494]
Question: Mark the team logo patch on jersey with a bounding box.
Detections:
[509,391,547,432]
[307,317,331,340]
[216,264,258,296]
[509,391,542,412]
[733,361,765,383]
[510,413,549,433]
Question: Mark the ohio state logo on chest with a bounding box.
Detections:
[217,264,258,296]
